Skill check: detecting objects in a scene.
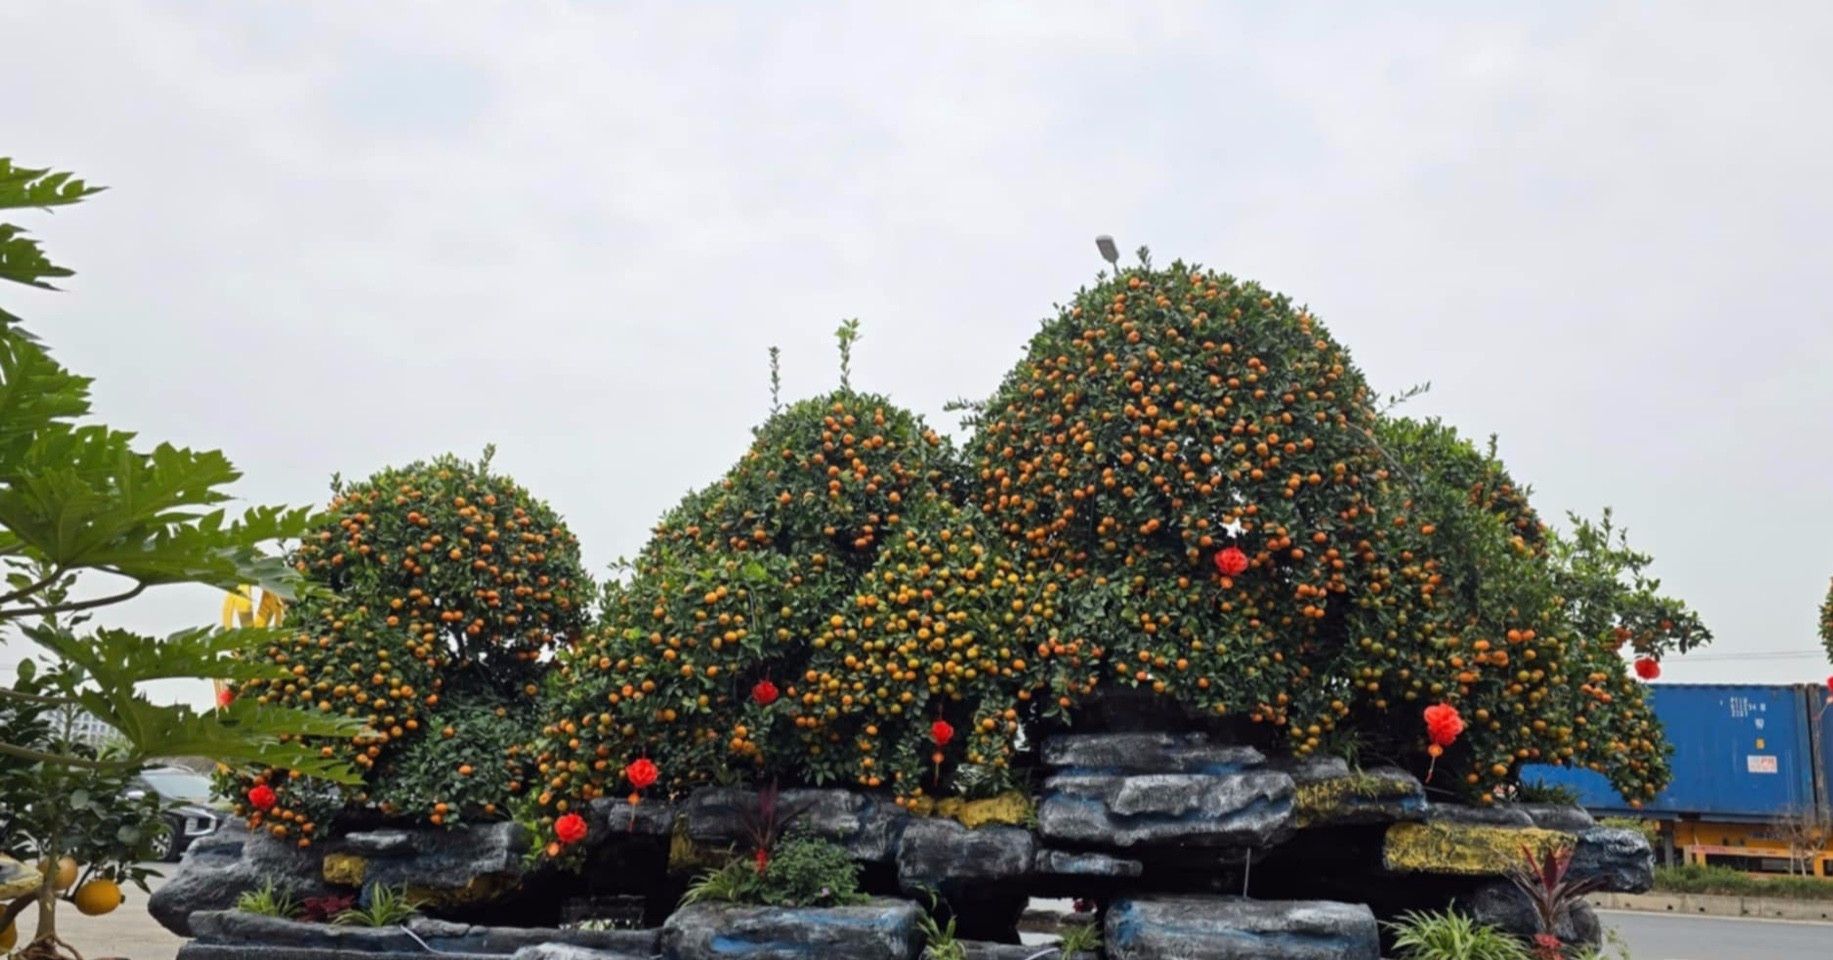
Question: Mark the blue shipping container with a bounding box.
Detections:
[1522,684,1822,821]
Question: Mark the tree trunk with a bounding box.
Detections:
[33,861,56,945]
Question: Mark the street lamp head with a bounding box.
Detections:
[1095,235,1119,266]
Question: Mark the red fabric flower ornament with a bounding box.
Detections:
[1214,546,1249,578]
[216,687,235,708]
[554,812,588,845]
[1423,703,1464,747]
[930,719,955,747]
[247,784,277,811]
[1633,657,1661,681]
[752,679,779,706]
[626,757,659,791]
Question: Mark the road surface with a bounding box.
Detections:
[1603,910,1830,959]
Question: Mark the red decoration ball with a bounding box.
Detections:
[930,719,955,746]
[751,679,780,706]
[626,757,659,791]
[1423,703,1465,747]
[554,812,588,845]
[1214,546,1249,578]
[216,687,235,708]
[1633,657,1661,681]
[247,784,277,811]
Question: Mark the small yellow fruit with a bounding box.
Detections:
[38,857,77,891]
[72,879,122,916]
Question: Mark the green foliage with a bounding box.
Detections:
[1597,817,1659,848]
[223,450,591,833]
[1653,862,1833,900]
[1057,921,1102,957]
[0,156,358,954]
[0,665,166,930]
[756,834,866,907]
[914,891,964,960]
[539,373,1008,804]
[1384,909,1530,960]
[0,158,103,314]
[680,860,755,907]
[534,263,1709,818]
[233,881,300,919]
[331,884,422,926]
[1513,781,1582,806]
[1818,576,1833,663]
[677,835,864,909]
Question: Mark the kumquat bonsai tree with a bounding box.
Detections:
[524,251,1710,854]
[532,323,1042,822]
[216,448,593,837]
[0,160,361,960]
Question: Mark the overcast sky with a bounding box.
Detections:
[4,1,1831,709]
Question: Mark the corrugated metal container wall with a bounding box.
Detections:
[1521,684,1820,821]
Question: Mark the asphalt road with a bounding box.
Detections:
[1601,910,1831,960]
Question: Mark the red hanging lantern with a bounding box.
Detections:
[247,784,277,811]
[1633,657,1661,681]
[1214,546,1249,578]
[1421,703,1463,783]
[751,679,780,706]
[1423,703,1465,747]
[554,812,588,845]
[930,719,955,747]
[626,757,659,791]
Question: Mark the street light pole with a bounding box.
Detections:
[1095,235,1120,273]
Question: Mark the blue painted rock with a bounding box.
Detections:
[660,899,922,960]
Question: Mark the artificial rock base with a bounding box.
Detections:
[155,732,1654,957]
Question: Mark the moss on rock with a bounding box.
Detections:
[1383,821,1575,876]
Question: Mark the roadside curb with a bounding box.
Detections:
[1591,890,1833,923]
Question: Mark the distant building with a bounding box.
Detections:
[48,704,116,748]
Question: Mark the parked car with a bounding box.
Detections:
[127,766,227,862]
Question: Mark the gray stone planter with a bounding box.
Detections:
[659,899,922,960]
[1104,896,1379,960]
[176,911,658,960]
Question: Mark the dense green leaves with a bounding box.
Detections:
[0,159,104,320]
[221,451,592,833]
[537,261,1710,817]
[0,156,357,951]
[537,388,1009,807]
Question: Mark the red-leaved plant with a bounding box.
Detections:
[1507,841,1605,958]
[300,894,357,924]
[738,779,813,876]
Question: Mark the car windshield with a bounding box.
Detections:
[139,770,217,802]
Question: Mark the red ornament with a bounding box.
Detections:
[752,679,779,706]
[216,687,235,708]
[626,757,659,791]
[1214,546,1249,578]
[1423,703,1465,747]
[554,812,588,845]
[247,784,277,811]
[930,720,955,747]
[1633,657,1661,681]
[1825,675,1832,693]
